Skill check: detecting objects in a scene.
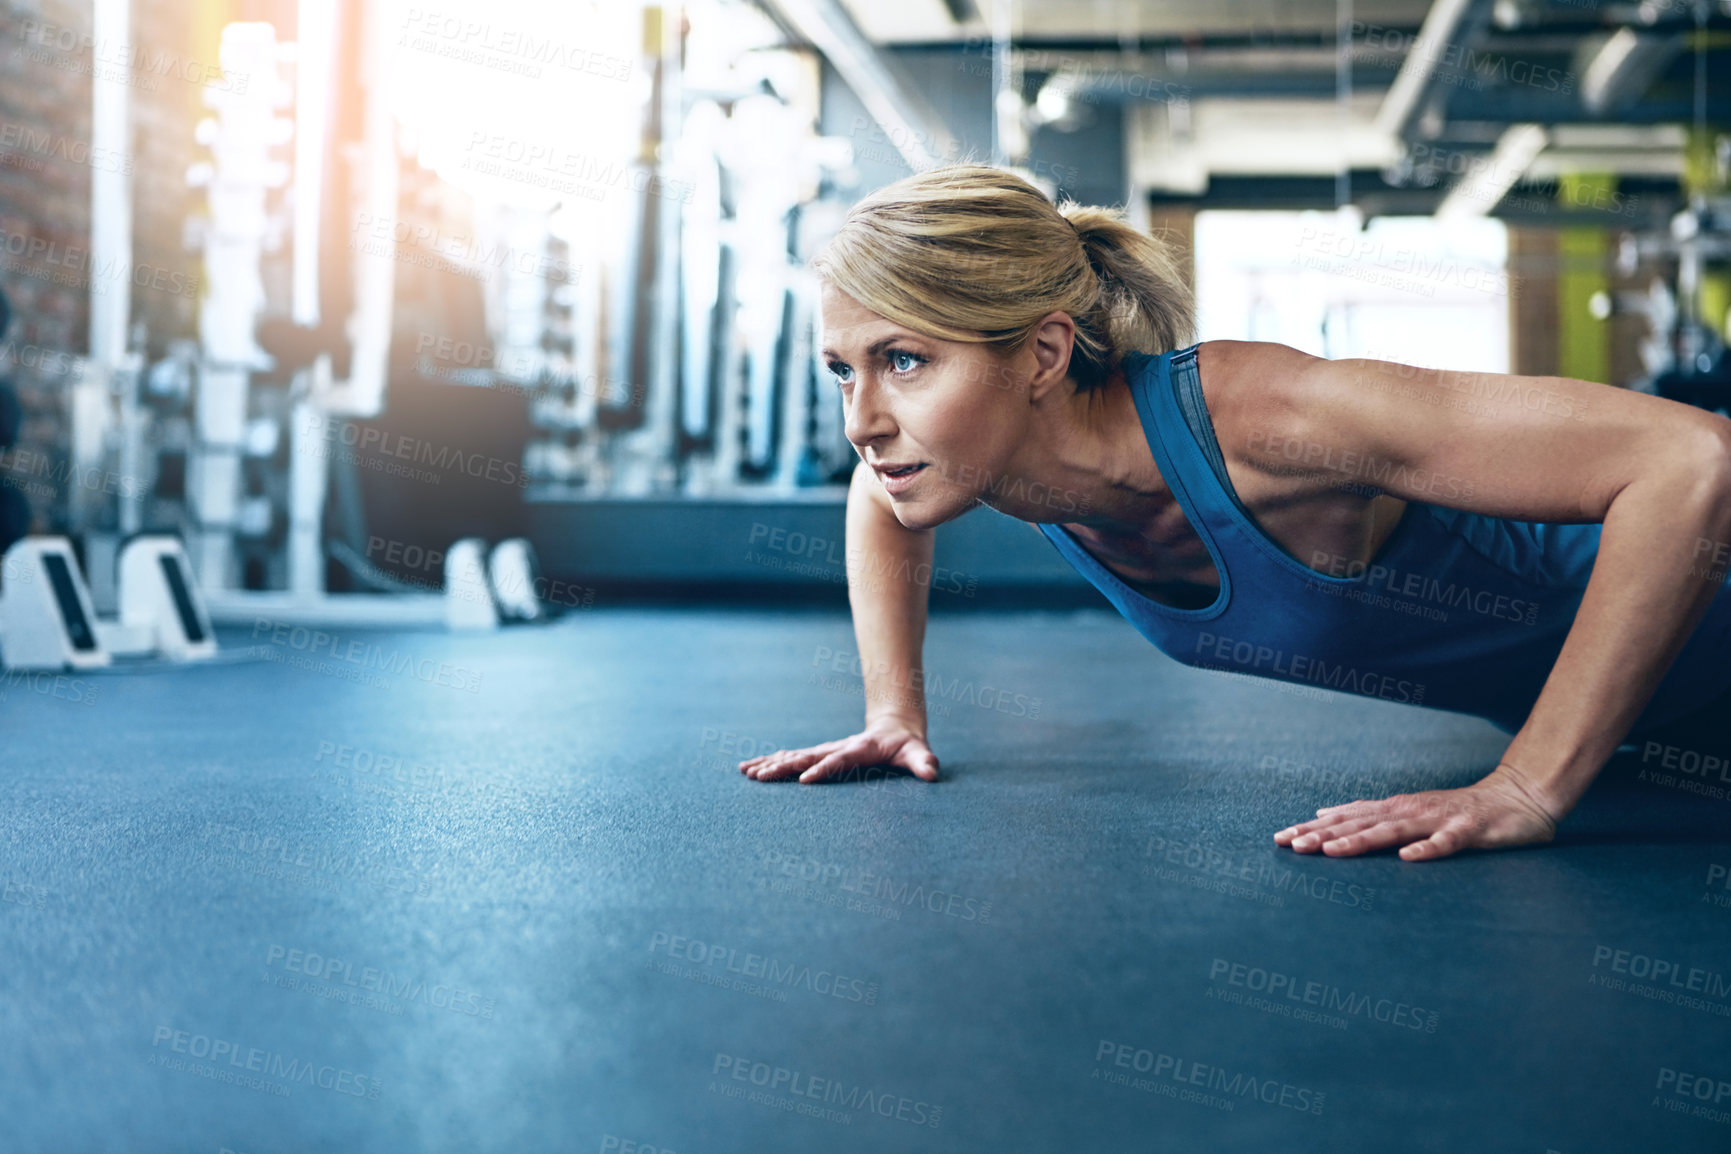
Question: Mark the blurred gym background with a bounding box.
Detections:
[0,0,1728,617]
[6,5,1731,1151]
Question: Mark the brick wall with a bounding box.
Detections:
[0,0,95,532]
[0,0,250,534]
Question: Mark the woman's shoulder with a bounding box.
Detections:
[1192,341,1335,439]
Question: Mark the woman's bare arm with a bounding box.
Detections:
[740,458,940,783]
[845,456,937,735]
[1226,343,1731,858]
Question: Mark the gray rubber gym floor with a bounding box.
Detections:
[4,606,1729,1153]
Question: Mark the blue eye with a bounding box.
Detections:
[827,362,853,386]
[888,350,925,373]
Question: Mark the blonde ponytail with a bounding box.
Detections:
[1059,204,1195,388]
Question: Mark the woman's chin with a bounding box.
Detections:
[894,496,967,532]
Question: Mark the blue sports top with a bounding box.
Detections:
[1034,343,1731,735]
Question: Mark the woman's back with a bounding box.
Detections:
[1035,342,1731,735]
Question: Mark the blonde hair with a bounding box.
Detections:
[810,164,1194,392]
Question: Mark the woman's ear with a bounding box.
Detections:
[1026,311,1077,401]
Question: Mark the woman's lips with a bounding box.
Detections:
[877,463,927,493]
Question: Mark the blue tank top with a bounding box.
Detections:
[1034,343,1731,735]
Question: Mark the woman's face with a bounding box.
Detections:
[820,282,1051,531]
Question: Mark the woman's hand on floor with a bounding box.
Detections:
[738,717,939,784]
[1272,764,1560,861]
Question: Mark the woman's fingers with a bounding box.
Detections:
[1316,819,1432,857]
[901,745,939,782]
[1274,809,1368,845]
[1313,797,1380,818]
[740,737,938,785]
[1278,775,1555,861]
[739,730,939,785]
[739,740,844,776]
[798,748,865,783]
[1399,825,1467,861]
[1284,814,1383,851]
[747,750,829,781]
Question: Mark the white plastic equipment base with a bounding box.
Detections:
[445,539,500,632]
[120,536,217,661]
[0,537,111,671]
[488,538,544,622]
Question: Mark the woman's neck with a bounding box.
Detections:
[1001,364,1176,534]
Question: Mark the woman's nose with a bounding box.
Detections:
[843,377,896,445]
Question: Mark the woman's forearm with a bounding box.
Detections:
[845,459,936,733]
[1504,436,1731,816]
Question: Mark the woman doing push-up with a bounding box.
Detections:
[737,164,1731,863]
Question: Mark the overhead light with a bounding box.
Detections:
[1435,123,1547,220]
[1034,79,1072,125]
[1580,28,1684,115]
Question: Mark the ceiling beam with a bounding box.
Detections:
[761,0,960,170]
[1373,0,1500,141]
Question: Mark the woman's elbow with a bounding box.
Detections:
[1674,414,1731,516]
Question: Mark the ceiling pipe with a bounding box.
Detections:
[1579,28,1687,115]
[1373,0,1498,141]
[1434,121,1548,219]
[762,0,960,170]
